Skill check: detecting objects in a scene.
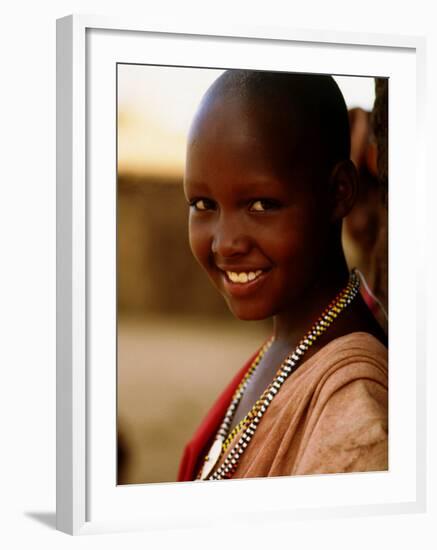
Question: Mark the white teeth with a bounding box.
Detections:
[226,270,263,284]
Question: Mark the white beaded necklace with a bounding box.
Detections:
[198,270,360,481]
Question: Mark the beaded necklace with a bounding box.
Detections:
[198,270,360,481]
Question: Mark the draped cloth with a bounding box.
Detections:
[177,332,388,481]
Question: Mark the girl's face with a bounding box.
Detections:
[184,95,333,321]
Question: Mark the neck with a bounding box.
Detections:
[273,247,350,347]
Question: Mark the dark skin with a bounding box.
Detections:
[184,90,387,431]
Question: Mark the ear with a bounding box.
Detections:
[327,159,358,222]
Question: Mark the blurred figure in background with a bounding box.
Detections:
[343,106,388,333]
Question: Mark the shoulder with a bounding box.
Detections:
[293,332,388,474]
[305,331,388,401]
[316,331,387,372]
[307,331,388,433]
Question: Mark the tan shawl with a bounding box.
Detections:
[216,331,388,479]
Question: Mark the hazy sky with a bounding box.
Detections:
[117,65,376,177]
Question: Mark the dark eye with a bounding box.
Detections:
[249,199,280,212]
[189,198,216,211]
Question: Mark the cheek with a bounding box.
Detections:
[188,219,211,267]
[273,218,327,269]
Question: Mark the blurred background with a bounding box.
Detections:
[117,65,388,484]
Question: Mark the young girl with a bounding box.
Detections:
[178,70,388,482]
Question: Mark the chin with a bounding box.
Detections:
[225,300,272,322]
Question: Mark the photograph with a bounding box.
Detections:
[116,64,389,485]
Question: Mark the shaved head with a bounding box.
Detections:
[190,70,351,184]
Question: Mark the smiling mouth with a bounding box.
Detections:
[225,270,264,284]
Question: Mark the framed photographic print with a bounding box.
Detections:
[56,15,427,535]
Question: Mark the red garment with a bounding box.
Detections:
[177,349,260,482]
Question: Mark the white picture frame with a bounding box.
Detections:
[56,14,427,536]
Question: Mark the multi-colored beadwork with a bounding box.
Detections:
[197,337,274,481]
[199,270,360,481]
[217,338,274,448]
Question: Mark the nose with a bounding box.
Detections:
[211,213,251,258]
